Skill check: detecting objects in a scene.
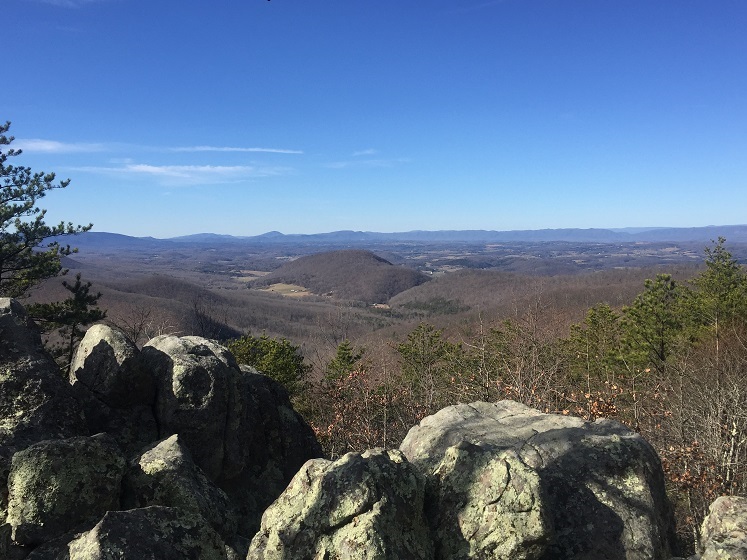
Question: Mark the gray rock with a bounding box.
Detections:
[0,298,87,452]
[69,324,158,456]
[141,335,236,480]
[1,298,88,527]
[6,433,126,546]
[70,323,154,408]
[427,440,551,559]
[140,334,322,536]
[66,506,227,560]
[219,366,323,536]
[400,400,676,560]
[0,523,9,559]
[247,448,432,560]
[123,433,238,540]
[700,495,747,559]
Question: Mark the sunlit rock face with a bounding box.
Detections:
[699,496,747,560]
[400,400,677,560]
[247,448,433,560]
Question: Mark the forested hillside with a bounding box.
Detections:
[253,249,430,303]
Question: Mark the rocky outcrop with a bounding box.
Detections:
[1,298,88,544]
[699,496,747,559]
[141,335,236,481]
[0,299,87,453]
[247,401,682,560]
[424,442,549,559]
[400,400,676,559]
[0,298,322,558]
[248,448,432,560]
[70,324,154,408]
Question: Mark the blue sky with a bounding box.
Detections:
[4,0,746,238]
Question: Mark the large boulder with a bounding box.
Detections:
[6,433,125,546]
[247,448,432,560]
[122,434,238,541]
[66,506,226,560]
[141,335,237,480]
[70,323,154,408]
[70,324,158,455]
[219,364,324,536]
[700,495,747,559]
[141,334,323,536]
[400,400,676,560]
[1,303,324,556]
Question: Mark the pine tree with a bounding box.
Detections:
[28,273,106,375]
[326,339,364,381]
[226,334,311,396]
[0,121,92,297]
[622,274,688,375]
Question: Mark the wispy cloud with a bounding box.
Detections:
[72,163,291,185]
[352,148,378,157]
[12,139,303,155]
[14,139,107,153]
[325,158,409,170]
[168,145,303,155]
[35,0,111,7]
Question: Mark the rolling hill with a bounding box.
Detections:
[252,249,430,304]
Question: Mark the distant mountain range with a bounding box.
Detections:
[63,225,747,248]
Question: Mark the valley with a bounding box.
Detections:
[31,228,744,369]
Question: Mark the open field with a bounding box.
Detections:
[258,283,312,297]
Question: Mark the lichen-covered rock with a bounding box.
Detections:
[0,298,87,452]
[67,506,227,560]
[400,400,675,560]
[70,323,154,408]
[247,448,432,560]
[427,440,551,559]
[700,496,747,559]
[141,335,236,480]
[140,334,322,536]
[6,433,126,546]
[1,298,88,528]
[123,433,238,540]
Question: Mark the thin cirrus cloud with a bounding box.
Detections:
[352,148,378,157]
[13,139,303,155]
[13,139,107,154]
[73,163,291,186]
[35,0,110,7]
[325,157,409,170]
[168,145,304,155]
